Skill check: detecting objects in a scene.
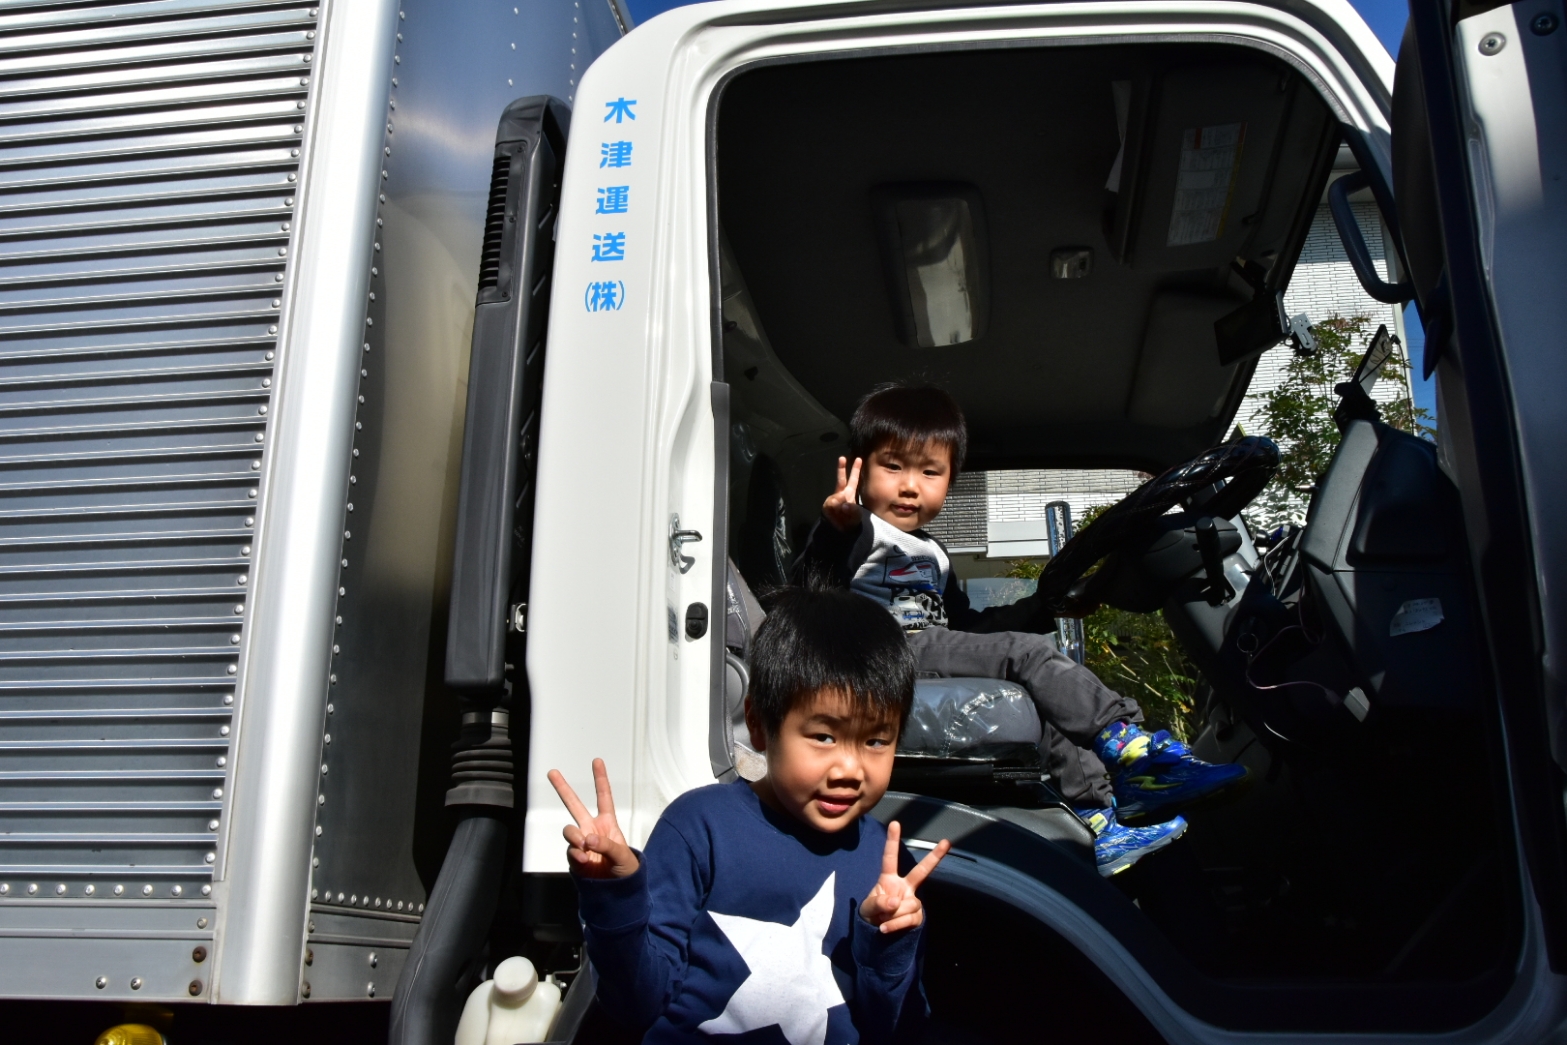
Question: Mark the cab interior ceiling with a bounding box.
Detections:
[715,43,1339,474]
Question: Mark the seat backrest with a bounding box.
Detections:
[724,560,767,778]
[724,557,765,658]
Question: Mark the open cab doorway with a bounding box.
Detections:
[713,35,1516,1039]
[519,1,1567,1040]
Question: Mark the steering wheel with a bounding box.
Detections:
[1034,436,1280,615]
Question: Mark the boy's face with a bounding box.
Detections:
[745,689,899,834]
[859,440,952,533]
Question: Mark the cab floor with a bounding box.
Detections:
[920,880,1167,1045]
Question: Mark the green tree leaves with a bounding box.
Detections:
[1250,315,1431,529]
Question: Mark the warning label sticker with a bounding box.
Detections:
[1166,123,1246,246]
[1390,598,1444,637]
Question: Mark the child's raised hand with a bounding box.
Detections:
[547,759,640,880]
[859,821,951,933]
[822,456,863,532]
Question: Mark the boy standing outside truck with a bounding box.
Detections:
[548,587,950,1043]
[795,384,1250,875]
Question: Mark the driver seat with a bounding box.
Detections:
[721,560,1048,786]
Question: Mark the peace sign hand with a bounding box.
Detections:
[547,759,640,880]
[823,456,863,533]
[859,822,951,934]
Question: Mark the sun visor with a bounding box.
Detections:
[1127,293,1242,428]
[1107,63,1291,271]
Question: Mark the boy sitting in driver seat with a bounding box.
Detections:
[794,383,1249,875]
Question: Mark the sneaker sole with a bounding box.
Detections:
[1115,767,1253,825]
[1099,819,1189,877]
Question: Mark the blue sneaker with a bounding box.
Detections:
[1077,806,1188,877]
[1096,722,1250,824]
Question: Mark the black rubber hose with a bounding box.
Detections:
[388,811,509,1045]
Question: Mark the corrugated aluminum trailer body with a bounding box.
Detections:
[0,0,618,1007]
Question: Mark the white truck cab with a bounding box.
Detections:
[2,0,1566,1043]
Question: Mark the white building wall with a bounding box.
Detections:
[986,468,1148,526]
[1236,199,1411,439]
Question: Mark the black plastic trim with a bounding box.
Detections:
[445,97,570,692]
[707,54,737,781]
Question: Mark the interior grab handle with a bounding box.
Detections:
[1328,170,1414,305]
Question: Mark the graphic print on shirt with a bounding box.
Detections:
[850,513,950,631]
[698,872,847,1045]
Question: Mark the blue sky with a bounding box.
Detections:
[619,0,1436,422]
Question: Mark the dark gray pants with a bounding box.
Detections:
[906,626,1142,807]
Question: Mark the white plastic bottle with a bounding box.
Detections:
[453,955,563,1045]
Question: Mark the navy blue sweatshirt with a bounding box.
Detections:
[575,779,925,1044]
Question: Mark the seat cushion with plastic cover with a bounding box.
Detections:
[723,560,1043,771]
[891,678,1048,806]
[899,677,1042,761]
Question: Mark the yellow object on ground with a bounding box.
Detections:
[94,1025,166,1045]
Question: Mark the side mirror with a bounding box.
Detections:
[1333,324,1398,431]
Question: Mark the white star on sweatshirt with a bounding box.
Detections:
[698,873,847,1045]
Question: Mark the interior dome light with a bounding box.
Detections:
[872,183,989,348]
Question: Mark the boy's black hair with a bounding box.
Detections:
[748,585,916,736]
[849,383,968,475]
